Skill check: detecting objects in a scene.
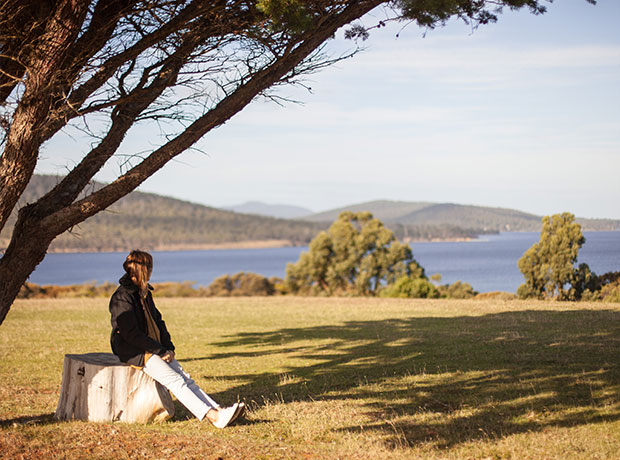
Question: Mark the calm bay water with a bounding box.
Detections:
[27,231,620,293]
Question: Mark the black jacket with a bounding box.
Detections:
[109,274,175,367]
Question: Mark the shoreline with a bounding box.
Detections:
[43,239,296,254]
[41,237,483,254]
[9,229,619,254]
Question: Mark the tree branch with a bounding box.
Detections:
[40,0,384,235]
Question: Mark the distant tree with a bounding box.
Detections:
[0,0,583,325]
[517,212,590,300]
[285,211,424,296]
[597,272,620,303]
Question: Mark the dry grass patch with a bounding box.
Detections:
[2,297,620,459]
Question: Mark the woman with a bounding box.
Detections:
[109,250,243,428]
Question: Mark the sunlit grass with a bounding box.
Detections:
[2,297,620,459]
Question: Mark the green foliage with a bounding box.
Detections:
[437,280,477,299]
[286,211,425,296]
[581,271,620,303]
[517,213,587,300]
[380,276,438,299]
[204,272,276,297]
[430,273,442,283]
[396,0,548,29]
[257,0,314,35]
[598,272,620,302]
[380,276,476,300]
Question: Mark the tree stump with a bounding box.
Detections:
[55,353,174,423]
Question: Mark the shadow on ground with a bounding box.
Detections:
[0,413,56,428]
[191,309,620,448]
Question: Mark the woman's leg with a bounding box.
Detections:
[167,359,220,409]
[142,354,217,420]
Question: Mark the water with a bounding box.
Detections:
[412,232,619,293]
[26,232,620,293]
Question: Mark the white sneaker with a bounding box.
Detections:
[212,403,238,429]
[231,402,245,423]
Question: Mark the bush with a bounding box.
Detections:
[597,272,620,303]
[18,282,117,299]
[152,281,203,297]
[475,291,517,301]
[438,281,477,299]
[204,272,275,297]
[380,276,438,299]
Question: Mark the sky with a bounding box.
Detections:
[39,0,620,219]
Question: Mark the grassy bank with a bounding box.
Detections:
[1,298,620,459]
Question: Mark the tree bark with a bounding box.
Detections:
[0,0,89,234]
[55,353,175,423]
[0,0,383,326]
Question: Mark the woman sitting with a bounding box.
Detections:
[109,250,243,428]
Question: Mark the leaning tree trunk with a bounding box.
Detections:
[0,210,55,324]
[56,353,175,423]
[0,0,385,327]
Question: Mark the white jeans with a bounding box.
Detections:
[142,355,219,420]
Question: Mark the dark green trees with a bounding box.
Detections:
[517,213,593,300]
[285,211,424,296]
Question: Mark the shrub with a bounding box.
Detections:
[475,291,517,301]
[204,272,275,297]
[152,281,203,297]
[438,281,477,299]
[597,272,620,303]
[17,282,117,299]
[380,276,438,299]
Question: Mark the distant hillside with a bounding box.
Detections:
[395,203,541,231]
[304,200,620,232]
[307,200,433,223]
[223,201,314,219]
[4,178,617,253]
[0,175,326,252]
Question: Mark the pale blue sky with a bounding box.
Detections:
[39,0,620,219]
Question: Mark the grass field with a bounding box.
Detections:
[1,297,620,459]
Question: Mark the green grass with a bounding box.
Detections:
[2,297,620,459]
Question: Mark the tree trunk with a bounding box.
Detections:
[0,0,384,327]
[55,353,175,423]
[0,212,54,324]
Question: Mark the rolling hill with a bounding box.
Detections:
[303,200,620,232]
[2,177,617,253]
[223,201,314,219]
[0,175,326,252]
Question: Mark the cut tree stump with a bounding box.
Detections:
[55,353,174,423]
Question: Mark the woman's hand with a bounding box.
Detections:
[162,350,175,363]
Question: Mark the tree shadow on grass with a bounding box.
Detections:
[0,413,56,428]
[196,309,620,448]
